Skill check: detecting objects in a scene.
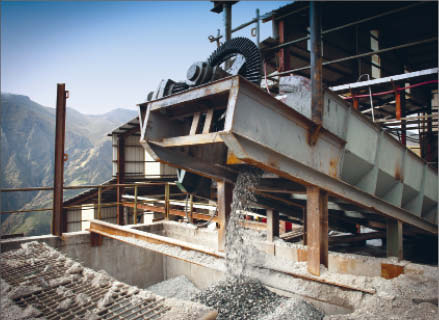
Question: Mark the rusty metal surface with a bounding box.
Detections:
[52,84,67,236]
[310,1,323,125]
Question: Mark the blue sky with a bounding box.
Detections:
[1,1,290,114]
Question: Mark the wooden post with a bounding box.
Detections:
[386,219,403,260]
[189,194,194,223]
[97,186,102,220]
[217,180,232,251]
[266,209,279,242]
[303,207,307,245]
[52,84,67,236]
[116,135,125,225]
[133,185,138,224]
[164,183,170,220]
[306,185,328,276]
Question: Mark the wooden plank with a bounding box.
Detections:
[320,190,328,267]
[306,186,328,276]
[89,219,223,258]
[217,180,232,251]
[241,220,266,231]
[149,132,223,147]
[263,265,376,295]
[329,231,385,244]
[267,209,279,242]
[203,109,214,134]
[190,112,201,135]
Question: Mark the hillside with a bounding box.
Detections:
[0,93,137,236]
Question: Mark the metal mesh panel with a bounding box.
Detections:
[0,243,170,319]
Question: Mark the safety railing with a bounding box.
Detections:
[0,181,217,231]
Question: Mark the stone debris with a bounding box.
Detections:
[146,275,201,301]
[260,297,324,320]
[191,277,323,320]
[8,285,42,300]
[75,292,92,307]
[57,297,73,311]
[66,262,83,274]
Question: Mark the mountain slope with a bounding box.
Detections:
[0,93,137,236]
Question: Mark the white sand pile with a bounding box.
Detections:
[146,275,201,300]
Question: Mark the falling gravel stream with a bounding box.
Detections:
[224,169,262,279]
[191,169,324,319]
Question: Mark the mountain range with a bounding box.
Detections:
[0,93,137,236]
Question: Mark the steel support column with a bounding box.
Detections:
[401,91,407,146]
[266,209,279,242]
[217,180,232,251]
[426,90,434,162]
[278,20,290,72]
[224,2,232,41]
[310,1,323,125]
[52,84,67,236]
[116,135,125,225]
[386,219,403,260]
[306,186,328,276]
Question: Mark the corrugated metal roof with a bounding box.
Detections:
[107,117,139,136]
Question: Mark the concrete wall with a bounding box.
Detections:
[163,256,225,289]
[133,221,218,249]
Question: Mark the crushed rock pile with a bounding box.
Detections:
[191,277,323,320]
[324,270,439,320]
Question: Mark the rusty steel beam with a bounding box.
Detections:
[401,91,407,147]
[52,84,67,236]
[277,20,290,72]
[306,186,328,276]
[310,1,323,125]
[217,180,232,252]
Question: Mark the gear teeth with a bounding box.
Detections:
[207,37,262,84]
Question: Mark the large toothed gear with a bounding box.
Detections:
[207,37,262,84]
